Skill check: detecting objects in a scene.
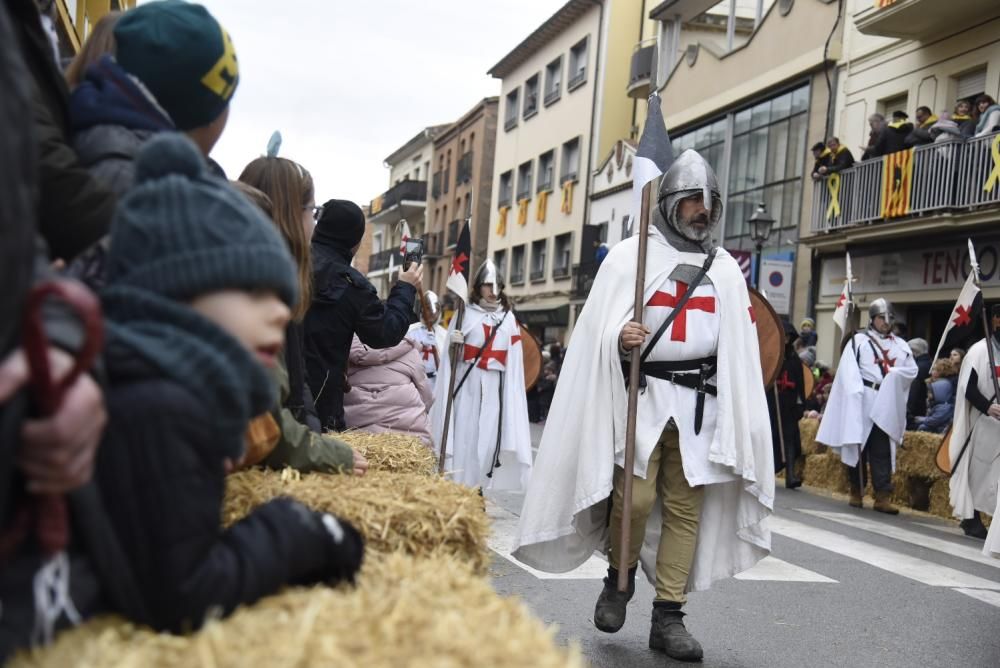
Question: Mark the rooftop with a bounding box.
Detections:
[487,0,599,80]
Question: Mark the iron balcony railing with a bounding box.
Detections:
[431,171,443,199]
[456,151,473,185]
[571,262,599,299]
[367,248,397,273]
[446,219,461,248]
[369,179,427,217]
[810,133,999,233]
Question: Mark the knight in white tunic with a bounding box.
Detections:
[513,150,773,663]
[817,298,917,513]
[406,290,448,393]
[948,305,1000,544]
[429,262,532,492]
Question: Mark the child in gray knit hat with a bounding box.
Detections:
[95,133,364,633]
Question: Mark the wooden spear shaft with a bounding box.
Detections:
[438,300,466,474]
[618,181,653,593]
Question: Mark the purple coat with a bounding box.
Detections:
[343,336,434,444]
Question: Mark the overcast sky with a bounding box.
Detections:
[189,0,567,205]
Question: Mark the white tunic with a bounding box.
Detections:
[817,330,917,469]
[429,304,532,491]
[621,278,737,486]
[406,323,448,392]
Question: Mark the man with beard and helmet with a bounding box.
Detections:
[949,304,1000,543]
[429,261,532,491]
[818,298,917,513]
[513,150,773,662]
[406,290,449,392]
[769,320,806,488]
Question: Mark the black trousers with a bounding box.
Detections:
[846,425,893,492]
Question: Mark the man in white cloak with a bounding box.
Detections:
[406,290,448,393]
[513,150,773,662]
[817,299,917,513]
[430,261,532,492]
[948,305,1000,542]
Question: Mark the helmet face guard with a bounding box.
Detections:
[473,259,505,297]
[424,290,441,324]
[656,149,723,241]
[868,298,895,326]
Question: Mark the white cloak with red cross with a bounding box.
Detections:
[406,322,448,391]
[949,338,1000,521]
[817,330,916,468]
[513,226,774,593]
[429,303,532,491]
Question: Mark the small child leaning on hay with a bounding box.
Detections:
[94,135,364,633]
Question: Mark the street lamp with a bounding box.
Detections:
[748,202,775,290]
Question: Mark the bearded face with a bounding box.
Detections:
[674,193,713,242]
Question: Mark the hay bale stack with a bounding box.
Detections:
[335,431,436,475]
[803,450,849,493]
[224,469,491,573]
[928,478,953,519]
[799,418,821,455]
[12,554,584,668]
[897,431,945,480]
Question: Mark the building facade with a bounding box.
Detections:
[425,98,499,300]
[365,126,447,297]
[486,0,647,343]
[54,0,136,56]
[806,0,1000,366]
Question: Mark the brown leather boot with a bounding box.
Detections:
[849,486,863,509]
[874,490,899,515]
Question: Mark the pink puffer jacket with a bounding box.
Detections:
[343,336,434,445]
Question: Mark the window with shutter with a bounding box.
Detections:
[956,68,987,101]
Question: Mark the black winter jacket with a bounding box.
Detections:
[96,349,354,632]
[304,241,416,430]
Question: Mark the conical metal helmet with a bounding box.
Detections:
[657,149,724,238]
[868,298,894,324]
[424,290,441,324]
[473,258,505,295]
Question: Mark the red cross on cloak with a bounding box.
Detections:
[952,304,973,328]
[645,281,716,342]
[420,345,435,361]
[995,366,1000,379]
[775,371,796,392]
[874,346,896,375]
[463,323,508,370]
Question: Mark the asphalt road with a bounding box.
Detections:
[486,423,1000,668]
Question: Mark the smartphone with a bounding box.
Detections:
[403,238,424,270]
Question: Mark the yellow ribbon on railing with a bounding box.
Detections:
[496,206,509,236]
[984,134,1000,193]
[825,172,841,220]
[517,198,530,226]
[560,180,574,214]
[536,190,548,223]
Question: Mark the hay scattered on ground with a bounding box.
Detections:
[224,469,490,573]
[897,431,945,480]
[12,554,584,668]
[335,430,437,475]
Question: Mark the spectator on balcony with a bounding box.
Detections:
[304,199,421,431]
[867,111,912,159]
[953,100,975,136]
[905,106,938,147]
[816,137,853,176]
[810,141,830,180]
[973,95,1000,137]
[929,113,963,143]
[860,114,885,160]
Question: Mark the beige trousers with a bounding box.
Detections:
[608,429,705,603]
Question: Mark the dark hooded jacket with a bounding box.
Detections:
[304,241,416,430]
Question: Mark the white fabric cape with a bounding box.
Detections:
[986,486,1000,558]
[429,304,532,492]
[816,332,916,468]
[512,228,774,592]
[949,339,1000,519]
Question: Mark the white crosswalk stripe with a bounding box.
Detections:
[797,509,1000,570]
[769,515,1000,591]
[953,588,1000,608]
[733,556,836,583]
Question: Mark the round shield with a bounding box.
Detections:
[802,361,816,399]
[520,324,543,391]
[750,288,784,389]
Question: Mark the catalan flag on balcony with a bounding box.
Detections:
[560,180,574,214]
[497,205,509,236]
[517,198,530,226]
[880,148,914,219]
[536,190,548,223]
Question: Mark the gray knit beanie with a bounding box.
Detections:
[105,133,297,307]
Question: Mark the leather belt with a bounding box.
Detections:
[862,379,881,390]
[622,357,718,435]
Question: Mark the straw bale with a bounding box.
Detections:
[928,478,953,519]
[897,431,945,480]
[799,418,821,455]
[335,430,437,475]
[12,554,584,668]
[803,451,849,494]
[224,469,491,573]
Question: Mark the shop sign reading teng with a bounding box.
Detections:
[819,239,1000,298]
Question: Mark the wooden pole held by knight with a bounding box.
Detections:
[618,181,653,593]
[438,300,466,474]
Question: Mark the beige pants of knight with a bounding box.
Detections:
[608,429,704,604]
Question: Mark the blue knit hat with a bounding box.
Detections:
[106,133,298,307]
[114,0,238,130]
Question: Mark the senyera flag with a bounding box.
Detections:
[446,220,471,304]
